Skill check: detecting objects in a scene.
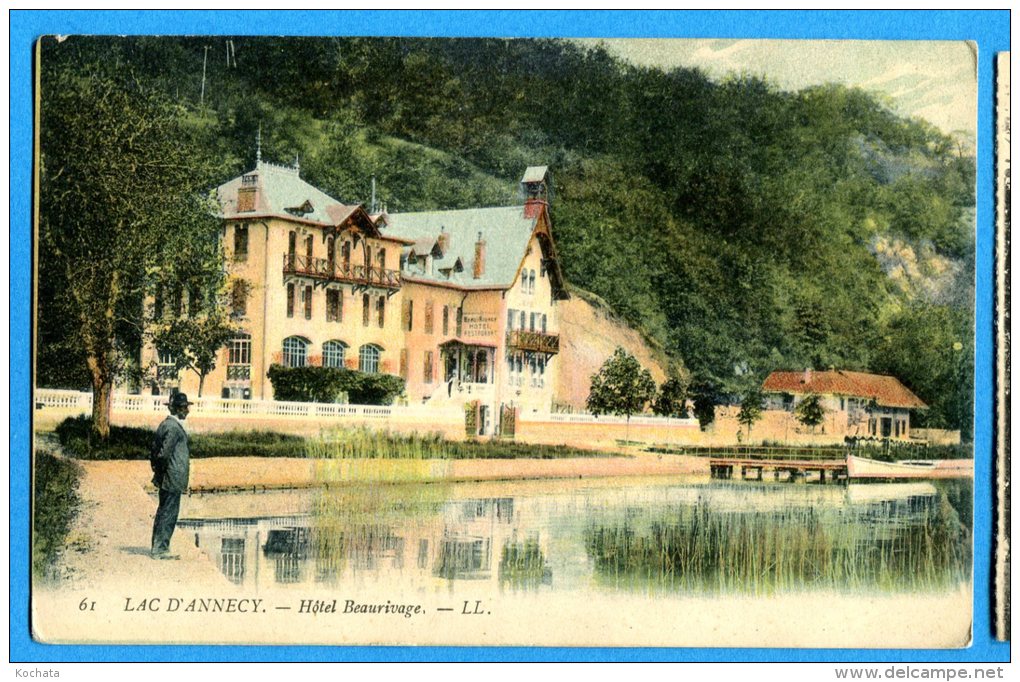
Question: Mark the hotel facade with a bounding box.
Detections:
[142,160,568,437]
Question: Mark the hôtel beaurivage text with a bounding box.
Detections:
[141,158,568,437]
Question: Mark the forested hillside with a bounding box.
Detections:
[38,36,975,438]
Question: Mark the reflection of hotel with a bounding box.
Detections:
[143,158,567,436]
[181,497,551,592]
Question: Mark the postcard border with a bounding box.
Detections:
[10,9,1010,663]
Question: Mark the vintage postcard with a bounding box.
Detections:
[31,36,978,649]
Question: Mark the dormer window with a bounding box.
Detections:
[285,200,314,217]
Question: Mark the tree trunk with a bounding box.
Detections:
[91,374,113,440]
[197,372,205,398]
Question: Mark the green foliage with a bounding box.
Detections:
[266,364,405,405]
[54,415,306,460]
[870,303,973,440]
[586,348,656,420]
[690,379,719,431]
[307,427,614,460]
[33,450,83,577]
[39,40,227,437]
[151,302,238,398]
[652,363,690,418]
[737,388,766,434]
[53,416,612,462]
[795,394,827,429]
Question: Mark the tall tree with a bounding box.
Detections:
[39,49,224,438]
[587,348,656,440]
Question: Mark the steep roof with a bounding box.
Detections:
[384,206,537,289]
[762,370,928,409]
[216,161,353,225]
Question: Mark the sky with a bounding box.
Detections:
[578,39,977,139]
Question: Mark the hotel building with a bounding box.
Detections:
[143,159,568,437]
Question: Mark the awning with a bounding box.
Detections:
[439,338,498,349]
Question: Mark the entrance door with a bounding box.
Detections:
[881,417,893,438]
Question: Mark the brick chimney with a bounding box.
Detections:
[237,172,259,212]
[473,232,486,279]
[802,367,812,385]
[437,228,449,255]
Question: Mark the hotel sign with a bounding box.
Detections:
[462,313,498,339]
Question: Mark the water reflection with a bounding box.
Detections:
[179,479,970,596]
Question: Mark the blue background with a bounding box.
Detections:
[10,10,1010,663]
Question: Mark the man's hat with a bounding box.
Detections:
[167,392,193,409]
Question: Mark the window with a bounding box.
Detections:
[233,224,249,262]
[377,296,386,328]
[359,345,381,374]
[399,348,408,379]
[507,308,515,331]
[424,301,434,334]
[519,311,525,330]
[456,307,463,336]
[326,236,336,272]
[341,240,351,270]
[403,300,414,332]
[282,336,308,368]
[228,334,251,365]
[322,340,347,368]
[541,313,547,333]
[286,282,295,318]
[231,280,249,318]
[326,289,343,322]
[303,285,313,320]
[540,260,546,278]
[305,235,313,263]
[530,312,536,332]
[157,348,175,366]
[521,272,528,292]
[423,350,434,384]
[529,269,536,293]
[288,231,297,265]
[443,306,450,336]
[377,248,387,269]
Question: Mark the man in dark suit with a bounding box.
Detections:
[150,392,192,559]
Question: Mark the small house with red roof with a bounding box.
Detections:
[762,369,927,440]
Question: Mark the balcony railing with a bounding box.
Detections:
[226,364,251,381]
[283,254,401,289]
[506,329,560,355]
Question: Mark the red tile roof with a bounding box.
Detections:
[762,370,927,409]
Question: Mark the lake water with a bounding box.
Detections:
[179,476,971,597]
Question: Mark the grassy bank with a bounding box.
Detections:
[54,416,614,461]
[33,449,83,578]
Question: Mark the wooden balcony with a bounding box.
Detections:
[506,329,559,355]
[283,254,401,290]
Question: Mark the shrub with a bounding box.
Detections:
[54,415,306,460]
[33,450,83,577]
[267,364,405,405]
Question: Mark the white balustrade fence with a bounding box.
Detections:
[35,389,697,429]
[34,389,460,422]
[522,411,699,428]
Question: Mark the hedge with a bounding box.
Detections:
[266,364,405,405]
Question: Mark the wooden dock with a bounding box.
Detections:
[709,457,848,483]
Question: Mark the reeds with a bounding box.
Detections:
[584,491,970,595]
